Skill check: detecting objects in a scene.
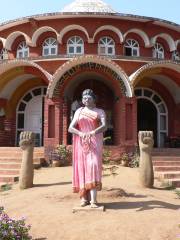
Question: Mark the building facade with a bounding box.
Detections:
[0,0,180,157]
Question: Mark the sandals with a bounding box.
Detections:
[90,201,98,208]
[80,200,89,207]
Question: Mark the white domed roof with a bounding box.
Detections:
[61,0,116,14]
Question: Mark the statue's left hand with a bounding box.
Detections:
[19,131,35,150]
[89,130,95,136]
[138,131,154,150]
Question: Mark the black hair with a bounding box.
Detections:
[82,89,96,101]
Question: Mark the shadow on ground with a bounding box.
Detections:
[103,200,180,211]
[33,181,72,188]
[33,238,47,240]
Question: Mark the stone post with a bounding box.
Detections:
[138,131,154,188]
[19,131,35,189]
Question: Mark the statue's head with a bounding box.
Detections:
[82,89,96,107]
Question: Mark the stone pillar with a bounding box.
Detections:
[19,131,35,189]
[138,131,154,188]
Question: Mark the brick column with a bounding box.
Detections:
[119,96,126,145]
[113,96,125,145]
[0,98,16,146]
[0,115,5,146]
[62,98,68,145]
[44,97,63,160]
[174,103,180,135]
[2,118,16,146]
[124,97,137,149]
[113,96,137,150]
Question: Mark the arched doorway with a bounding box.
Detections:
[45,56,136,150]
[16,86,47,146]
[135,88,168,147]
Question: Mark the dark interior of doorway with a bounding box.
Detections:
[137,99,157,147]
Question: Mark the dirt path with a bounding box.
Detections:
[1,166,180,240]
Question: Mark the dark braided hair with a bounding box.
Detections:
[82,89,96,101]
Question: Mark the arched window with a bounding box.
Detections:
[42,37,58,56]
[153,43,164,59]
[98,37,115,55]
[16,41,29,59]
[0,48,8,60]
[67,36,84,55]
[172,50,180,61]
[16,87,47,146]
[124,39,139,57]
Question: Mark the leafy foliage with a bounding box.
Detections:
[102,148,119,177]
[174,189,180,198]
[54,145,72,166]
[1,183,12,192]
[121,146,140,168]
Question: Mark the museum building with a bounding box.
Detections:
[0,0,180,158]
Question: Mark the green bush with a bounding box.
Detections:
[120,152,140,168]
[55,145,72,165]
[102,149,111,164]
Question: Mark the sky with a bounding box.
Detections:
[0,0,180,25]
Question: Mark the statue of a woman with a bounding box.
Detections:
[68,89,106,208]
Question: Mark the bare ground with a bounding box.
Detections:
[1,166,180,240]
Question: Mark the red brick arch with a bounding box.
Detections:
[48,55,132,98]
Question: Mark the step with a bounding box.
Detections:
[0,152,44,157]
[0,158,22,163]
[0,161,43,170]
[152,152,180,156]
[0,147,44,156]
[0,157,45,164]
[0,163,21,169]
[0,147,44,151]
[0,169,20,175]
[0,175,19,183]
[152,156,180,161]
[153,161,180,166]
[162,179,180,188]
[154,166,180,171]
[0,153,22,157]
[155,171,180,179]
[153,148,180,153]
[152,151,180,157]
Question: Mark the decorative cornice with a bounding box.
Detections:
[0,12,179,33]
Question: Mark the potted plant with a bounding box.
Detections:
[120,153,129,167]
[54,145,71,166]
